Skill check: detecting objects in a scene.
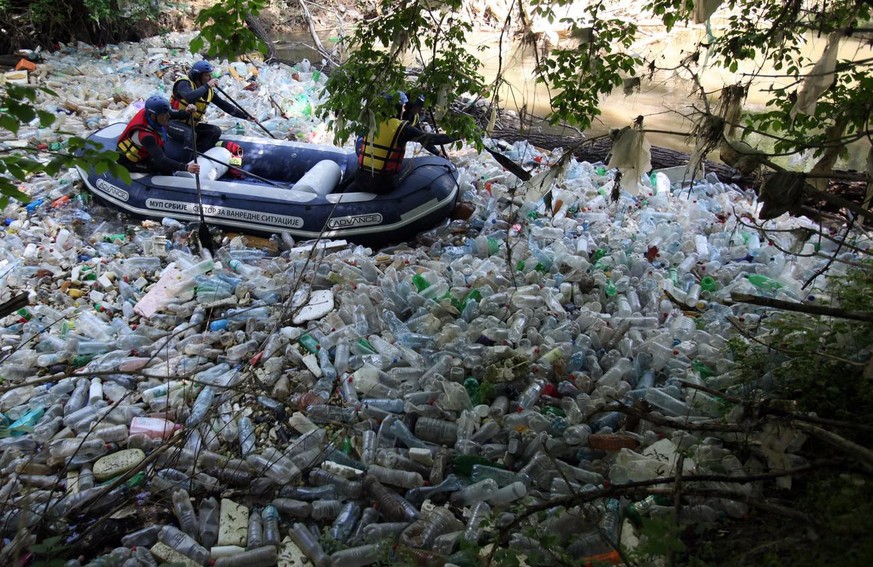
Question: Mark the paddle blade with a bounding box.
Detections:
[198,223,215,255]
[484,146,532,181]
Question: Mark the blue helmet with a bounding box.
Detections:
[190,60,214,81]
[145,95,171,117]
[384,91,409,106]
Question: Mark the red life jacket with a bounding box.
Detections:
[117,109,163,163]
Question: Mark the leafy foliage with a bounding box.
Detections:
[727,261,873,424]
[190,0,269,61]
[29,535,69,567]
[533,0,641,130]
[0,0,159,53]
[317,0,487,147]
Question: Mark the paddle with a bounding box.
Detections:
[425,108,450,159]
[190,127,215,255]
[190,148,292,190]
[425,103,533,182]
[214,85,277,140]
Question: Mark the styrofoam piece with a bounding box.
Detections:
[217,498,249,547]
[291,289,334,324]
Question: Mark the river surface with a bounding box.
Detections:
[277,25,871,168]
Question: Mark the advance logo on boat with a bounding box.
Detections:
[96,178,129,202]
[327,213,383,229]
[145,199,304,229]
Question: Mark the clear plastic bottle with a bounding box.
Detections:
[470,465,530,487]
[246,453,302,485]
[309,468,362,498]
[414,417,458,446]
[366,464,424,489]
[388,419,428,450]
[288,522,329,567]
[171,489,198,538]
[413,505,463,548]
[452,478,499,506]
[463,501,491,542]
[247,509,264,549]
[363,476,419,522]
[63,378,89,416]
[329,543,386,567]
[311,499,343,521]
[238,416,256,456]
[157,525,210,565]
[213,546,278,567]
[198,496,220,549]
[329,501,362,543]
[186,386,215,428]
[121,524,161,548]
[260,505,281,546]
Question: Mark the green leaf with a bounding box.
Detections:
[37,110,56,127]
[189,35,203,54]
[0,113,20,134]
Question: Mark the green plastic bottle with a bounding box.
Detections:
[700,275,718,292]
[299,333,320,354]
[412,273,430,292]
[9,407,45,436]
[691,360,716,380]
[356,337,377,355]
[452,454,505,477]
[747,273,782,292]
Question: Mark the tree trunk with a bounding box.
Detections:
[490,127,752,186]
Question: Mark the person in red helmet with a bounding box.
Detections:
[166,60,252,158]
[117,95,201,175]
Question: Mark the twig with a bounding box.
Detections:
[727,292,873,323]
[791,420,873,469]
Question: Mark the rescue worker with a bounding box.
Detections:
[402,94,443,156]
[166,60,251,158]
[355,92,456,194]
[117,95,201,175]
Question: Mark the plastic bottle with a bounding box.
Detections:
[169,489,198,538]
[363,476,419,522]
[367,464,424,489]
[260,505,280,547]
[186,386,215,428]
[247,453,302,485]
[238,416,256,456]
[198,496,219,549]
[463,501,491,542]
[121,525,161,548]
[330,501,362,543]
[451,478,498,506]
[213,546,278,567]
[414,417,458,446]
[329,543,385,567]
[309,468,361,498]
[246,509,263,549]
[287,522,329,567]
[158,525,210,565]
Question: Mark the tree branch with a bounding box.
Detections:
[726,292,873,323]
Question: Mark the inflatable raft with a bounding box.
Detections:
[76,123,460,246]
